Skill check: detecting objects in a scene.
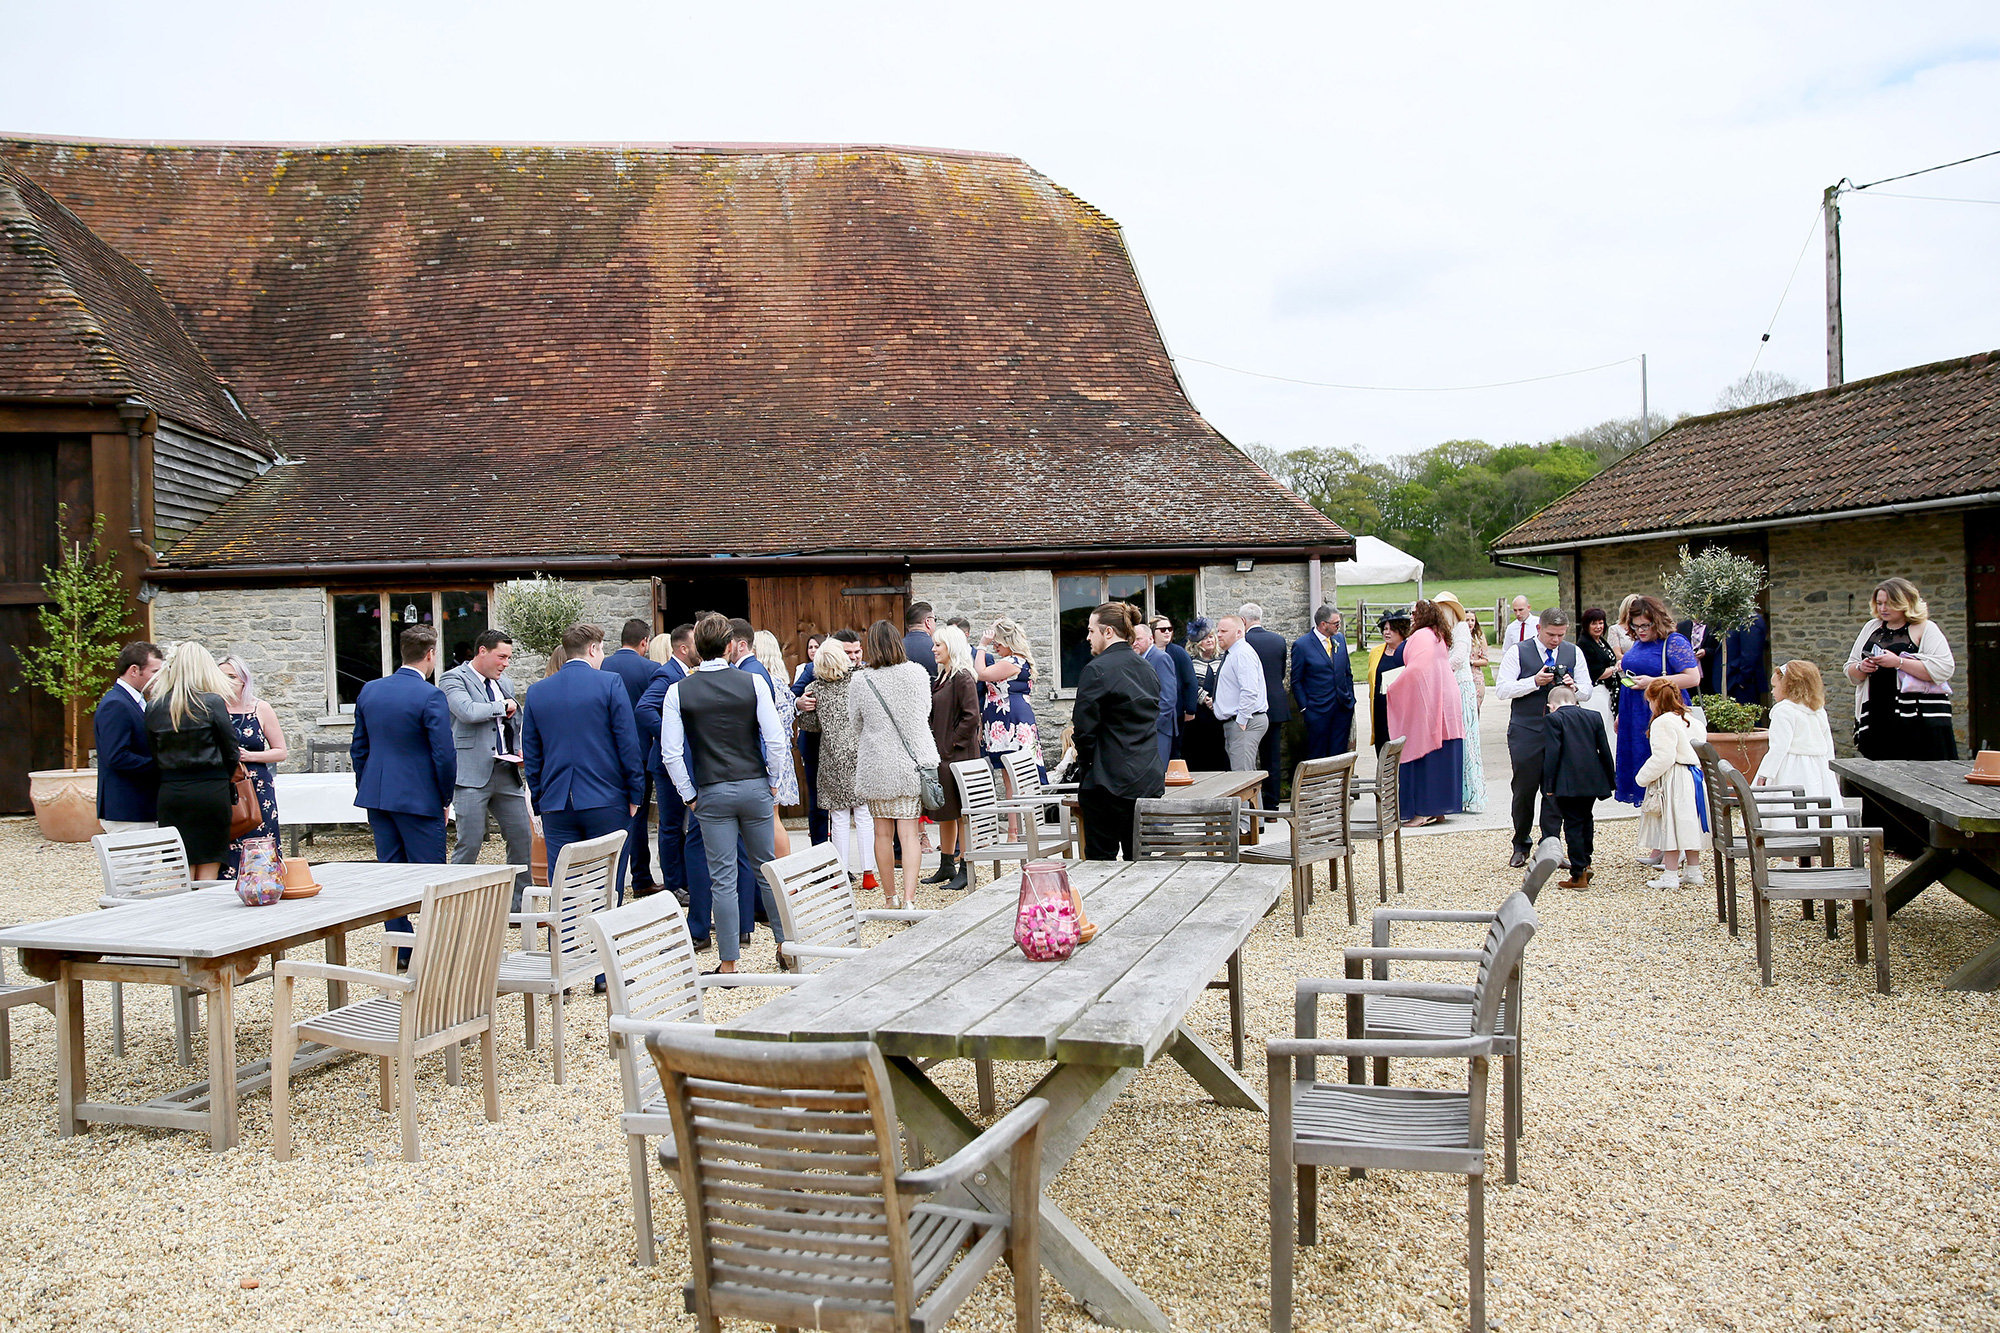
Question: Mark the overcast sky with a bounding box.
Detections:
[6,2,1996,459]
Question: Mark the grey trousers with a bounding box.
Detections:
[694,777,781,964]
[450,763,533,905]
[1225,712,1270,772]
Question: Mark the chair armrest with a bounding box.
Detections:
[1241,806,1291,819]
[896,1097,1050,1196]
[1372,909,1496,923]
[695,972,799,990]
[780,943,866,960]
[1297,977,1475,1002]
[990,798,1053,814]
[274,959,412,992]
[1759,826,1886,841]
[856,909,936,923]
[1039,782,1080,794]
[1269,1036,1491,1061]
[609,1016,719,1040]
[1341,948,1486,964]
[508,912,555,926]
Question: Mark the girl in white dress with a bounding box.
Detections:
[1754,660,1839,836]
[1433,592,1485,813]
[1635,678,1708,889]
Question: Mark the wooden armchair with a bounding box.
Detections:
[1720,761,1891,993]
[1268,893,1539,1333]
[1340,838,1561,1184]
[271,865,516,1162]
[91,827,225,1064]
[999,748,1077,845]
[586,893,796,1267]
[1243,753,1359,931]
[1348,738,1408,903]
[952,759,1069,884]
[0,953,54,1081]
[646,1028,1049,1333]
[1131,797,1248,1070]
[496,828,622,1083]
[1695,741,1861,937]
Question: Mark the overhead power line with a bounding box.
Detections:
[1175,354,1639,393]
[1749,205,1825,375]
[1846,148,2000,192]
[1858,190,2000,206]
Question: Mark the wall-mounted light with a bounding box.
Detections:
[1235,558,1255,573]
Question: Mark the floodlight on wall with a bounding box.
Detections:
[1235,558,1255,573]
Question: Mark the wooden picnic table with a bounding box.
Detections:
[0,862,509,1150]
[1065,769,1268,850]
[1830,757,2000,990]
[721,856,1288,1332]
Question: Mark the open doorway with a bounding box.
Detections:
[655,577,750,634]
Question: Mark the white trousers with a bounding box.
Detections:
[826,805,877,873]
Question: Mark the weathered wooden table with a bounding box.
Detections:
[722,856,1287,1331]
[1831,758,2000,989]
[0,862,504,1150]
[1067,769,1268,850]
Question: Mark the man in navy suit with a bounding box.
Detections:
[1290,604,1356,762]
[1150,618,1199,761]
[1135,621,1180,766]
[522,621,646,905]
[1241,602,1293,805]
[94,641,164,832]
[352,625,458,951]
[635,623,697,916]
[603,618,661,897]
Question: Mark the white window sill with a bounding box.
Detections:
[316,715,357,728]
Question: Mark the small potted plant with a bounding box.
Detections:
[1693,694,1769,776]
[492,573,589,883]
[12,509,137,842]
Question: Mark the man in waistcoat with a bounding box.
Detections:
[1493,607,1593,868]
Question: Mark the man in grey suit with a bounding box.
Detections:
[443,628,533,906]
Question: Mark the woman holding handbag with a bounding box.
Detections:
[217,654,288,876]
[145,642,243,880]
[851,619,942,908]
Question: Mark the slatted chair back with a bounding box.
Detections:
[647,1029,923,1330]
[1518,840,1564,905]
[541,829,623,973]
[1693,741,1741,843]
[306,737,352,772]
[999,748,1039,799]
[1289,753,1356,856]
[1133,797,1242,862]
[401,869,513,1047]
[588,894,707,1120]
[91,827,195,903]
[1372,738,1405,834]
[953,758,1010,855]
[1468,892,1539,1039]
[766,840,866,970]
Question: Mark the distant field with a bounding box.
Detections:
[1332,574,1559,623]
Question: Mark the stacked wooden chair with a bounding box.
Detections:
[1348,738,1408,903]
[496,828,622,1083]
[1244,753,1359,931]
[1339,838,1561,1184]
[999,747,1077,840]
[950,759,1072,885]
[1695,740,1862,938]
[586,892,796,1267]
[1268,892,1540,1333]
[1718,761,1892,993]
[91,827,225,1064]
[0,953,54,1081]
[646,1027,1050,1332]
[271,865,516,1163]
[1131,796,1249,1070]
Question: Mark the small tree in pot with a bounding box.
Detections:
[10,508,138,841]
[492,574,587,672]
[1663,543,1771,771]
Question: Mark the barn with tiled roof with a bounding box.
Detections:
[0,135,1349,807]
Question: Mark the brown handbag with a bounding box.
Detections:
[228,763,263,839]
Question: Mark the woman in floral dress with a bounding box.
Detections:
[217,654,287,876]
[979,617,1042,772]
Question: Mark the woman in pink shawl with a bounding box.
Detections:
[1384,599,1466,825]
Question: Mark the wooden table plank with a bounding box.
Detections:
[1831,759,2000,834]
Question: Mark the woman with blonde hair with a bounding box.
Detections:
[1634,678,1708,889]
[926,625,981,891]
[797,636,877,889]
[1845,577,1956,852]
[216,654,287,876]
[980,616,1040,769]
[751,630,800,856]
[1430,592,1485,813]
[145,642,242,879]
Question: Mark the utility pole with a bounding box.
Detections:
[1640,354,1650,445]
[1824,182,1843,388]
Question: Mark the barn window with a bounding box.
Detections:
[327,589,490,711]
[1054,572,1196,690]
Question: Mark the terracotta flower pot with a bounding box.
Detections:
[29,768,103,843]
[1707,731,1770,781]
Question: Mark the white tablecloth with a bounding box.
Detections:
[273,773,457,825]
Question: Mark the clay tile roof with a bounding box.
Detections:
[1491,349,2000,553]
[0,137,1345,569]
[0,163,271,454]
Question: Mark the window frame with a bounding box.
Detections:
[1049,569,1200,697]
[323,586,493,718]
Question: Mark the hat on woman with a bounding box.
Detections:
[1377,605,1413,629]
[1185,615,1214,643]
[1431,590,1466,618]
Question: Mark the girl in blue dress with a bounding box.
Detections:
[1613,595,1706,809]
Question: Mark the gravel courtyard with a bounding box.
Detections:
[0,816,1994,1333]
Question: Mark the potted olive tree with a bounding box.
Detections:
[490,573,589,883]
[12,510,138,842]
[1663,544,1770,776]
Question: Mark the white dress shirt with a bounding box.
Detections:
[1501,615,1540,650]
[658,658,786,803]
[1494,637,1593,703]
[1213,638,1268,725]
[118,678,147,709]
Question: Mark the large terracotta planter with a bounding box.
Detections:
[29,769,103,843]
[1707,731,1770,781]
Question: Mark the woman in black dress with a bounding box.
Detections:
[1182,617,1228,771]
[145,643,241,879]
[1371,608,1411,756]
[1844,577,1957,853]
[217,654,287,876]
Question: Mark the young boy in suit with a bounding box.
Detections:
[1540,684,1615,889]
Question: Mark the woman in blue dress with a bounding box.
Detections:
[1613,595,1705,806]
[217,654,287,876]
[979,617,1042,774]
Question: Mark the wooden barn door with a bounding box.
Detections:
[748,573,906,678]
[0,435,93,811]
